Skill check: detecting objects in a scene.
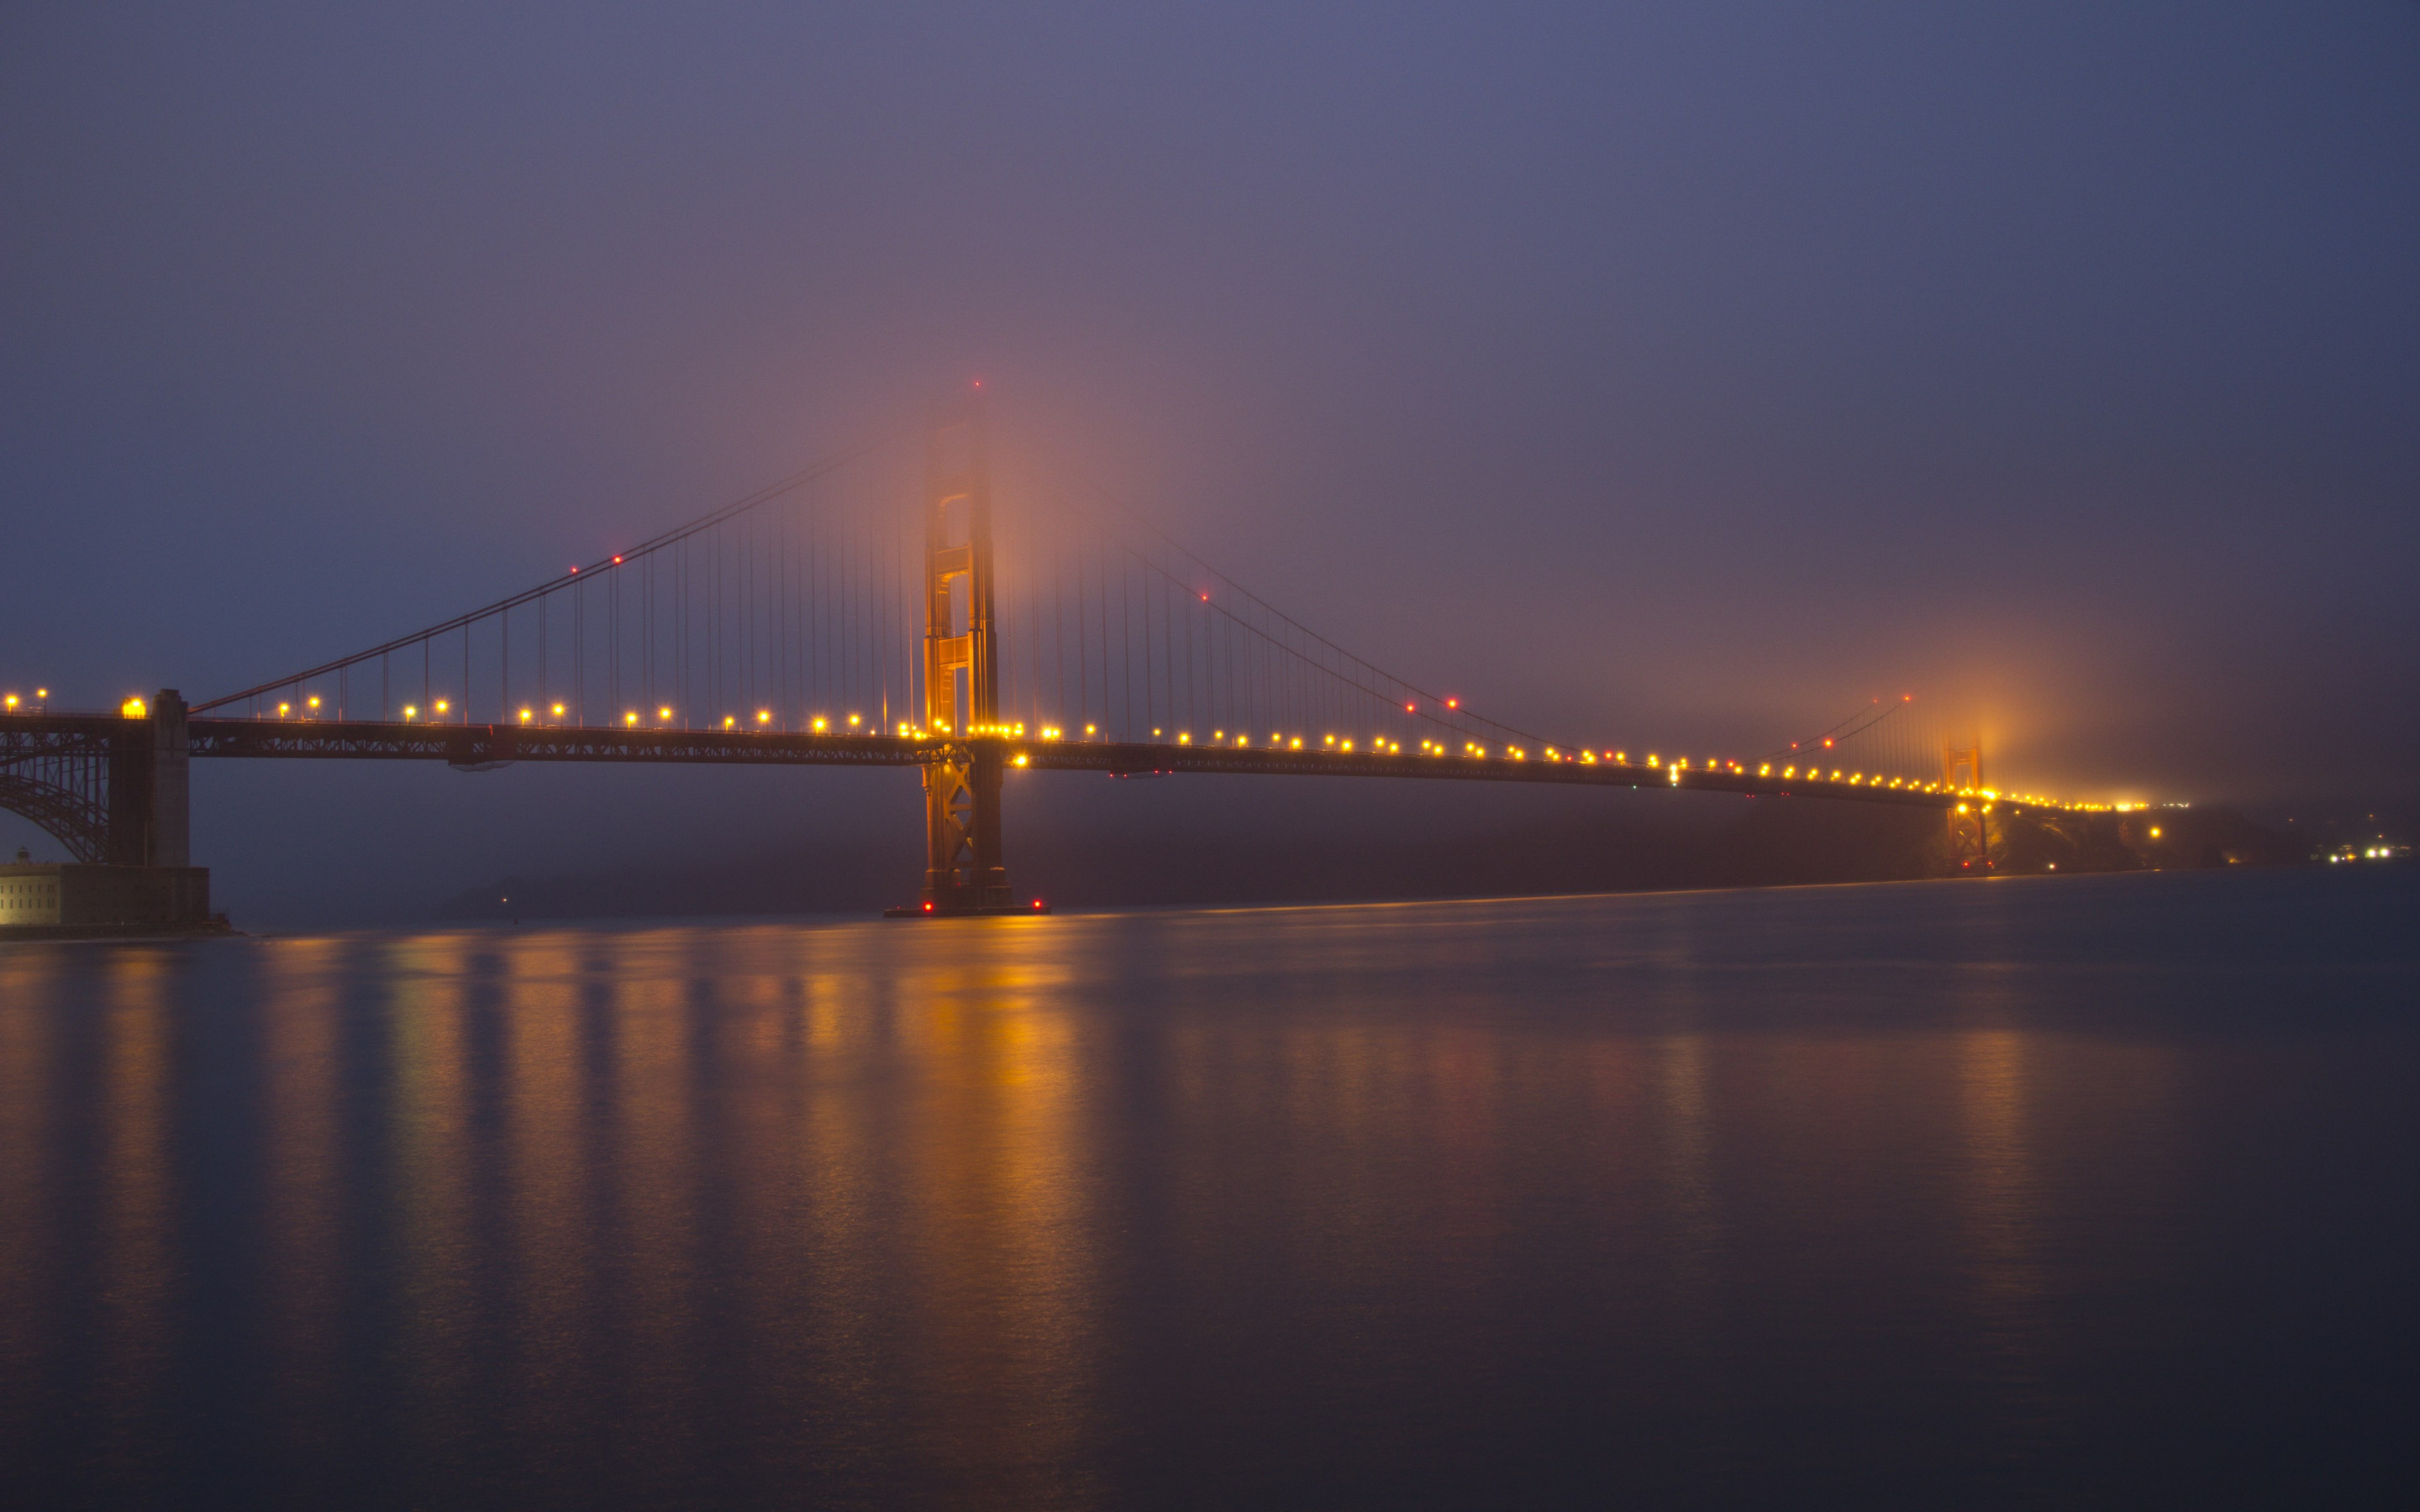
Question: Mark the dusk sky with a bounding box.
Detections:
[5,3,2415,920]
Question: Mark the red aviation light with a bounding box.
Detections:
[923,900,934,913]
[1445,698,1458,709]
[1032,898,1045,910]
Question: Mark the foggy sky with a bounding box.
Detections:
[4,3,2416,922]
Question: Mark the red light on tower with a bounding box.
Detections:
[923,900,934,913]
[612,555,623,564]
[1032,898,1044,910]
[1445,698,1459,710]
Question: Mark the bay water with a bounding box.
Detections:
[3,866,2414,1507]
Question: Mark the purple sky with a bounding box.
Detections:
[4,3,2415,919]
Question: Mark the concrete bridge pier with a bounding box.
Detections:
[105,689,190,868]
[2,690,211,936]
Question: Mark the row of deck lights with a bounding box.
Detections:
[7,690,161,717]
[213,692,2105,815]
[982,726,2099,811]
[3,669,2104,819]
[5,690,153,718]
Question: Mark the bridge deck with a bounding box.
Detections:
[171,717,1986,811]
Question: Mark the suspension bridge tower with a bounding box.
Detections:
[1944,738,1991,870]
[913,399,1018,913]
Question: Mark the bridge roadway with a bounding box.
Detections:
[172,717,1991,811]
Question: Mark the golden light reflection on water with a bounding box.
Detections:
[0,889,2268,1504]
[502,933,589,1453]
[1655,1032,1718,1284]
[880,934,1100,1504]
[292,920,1109,1504]
[260,937,344,1455]
[384,931,481,1457]
[610,933,703,1446]
[0,948,62,1434]
[1957,1029,2044,1331]
[97,948,174,1475]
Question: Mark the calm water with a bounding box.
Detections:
[3,867,2416,1509]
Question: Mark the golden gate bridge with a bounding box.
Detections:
[3,398,2102,917]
